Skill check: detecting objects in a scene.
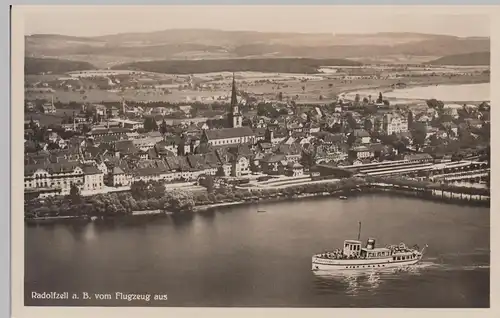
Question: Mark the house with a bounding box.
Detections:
[88,127,130,138]
[257,142,273,154]
[352,129,371,144]
[264,125,289,145]
[82,165,105,192]
[349,145,373,160]
[24,161,95,196]
[416,114,432,126]
[88,104,107,117]
[441,122,459,136]
[260,154,286,175]
[107,107,120,118]
[382,113,408,135]
[425,127,440,139]
[201,127,255,146]
[286,162,304,177]
[109,166,129,186]
[231,155,251,177]
[404,153,433,163]
[464,118,483,129]
[41,102,56,113]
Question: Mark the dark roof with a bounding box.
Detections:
[24,161,81,176]
[353,129,370,138]
[261,153,286,163]
[404,153,433,161]
[204,127,254,140]
[83,165,102,175]
[114,140,141,154]
[111,167,125,175]
[254,127,267,137]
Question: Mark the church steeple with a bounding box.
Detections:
[231,73,238,107]
[228,72,242,128]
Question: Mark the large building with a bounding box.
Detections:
[382,113,408,135]
[24,161,104,197]
[201,74,255,146]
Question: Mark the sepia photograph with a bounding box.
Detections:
[14,5,491,309]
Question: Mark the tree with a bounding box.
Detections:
[354,94,360,105]
[159,119,168,136]
[300,148,317,169]
[426,99,444,112]
[347,133,356,146]
[130,180,148,200]
[69,184,81,204]
[165,190,195,213]
[346,113,357,130]
[363,119,373,131]
[199,175,215,194]
[377,92,383,104]
[278,92,283,101]
[143,117,159,132]
[407,111,414,128]
[429,134,441,147]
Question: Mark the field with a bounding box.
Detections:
[25,67,490,106]
[24,109,78,126]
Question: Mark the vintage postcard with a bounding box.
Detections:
[10,4,497,317]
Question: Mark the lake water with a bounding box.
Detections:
[345,83,489,103]
[25,195,490,307]
[384,83,489,102]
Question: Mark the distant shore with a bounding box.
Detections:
[339,74,489,103]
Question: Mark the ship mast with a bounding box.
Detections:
[357,222,362,241]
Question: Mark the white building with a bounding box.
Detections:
[382,113,408,135]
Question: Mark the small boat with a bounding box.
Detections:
[312,222,427,271]
[257,210,266,213]
[339,196,348,200]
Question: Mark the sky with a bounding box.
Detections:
[20,5,490,37]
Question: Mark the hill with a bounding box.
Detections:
[427,52,490,66]
[111,58,362,74]
[25,30,490,67]
[25,57,96,75]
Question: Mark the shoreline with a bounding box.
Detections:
[25,184,489,225]
[338,76,489,104]
[193,186,489,213]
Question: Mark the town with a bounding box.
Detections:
[24,70,491,218]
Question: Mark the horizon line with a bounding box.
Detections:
[24,28,490,39]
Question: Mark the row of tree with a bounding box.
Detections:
[25,173,489,219]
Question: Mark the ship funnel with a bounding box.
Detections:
[366,238,376,250]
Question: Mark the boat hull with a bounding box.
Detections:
[312,257,421,271]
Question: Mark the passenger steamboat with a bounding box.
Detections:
[312,223,427,271]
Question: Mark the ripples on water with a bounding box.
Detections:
[312,249,490,301]
[25,196,489,307]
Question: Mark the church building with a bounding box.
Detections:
[201,73,255,146]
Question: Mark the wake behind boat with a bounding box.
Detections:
[312,222,427,271]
